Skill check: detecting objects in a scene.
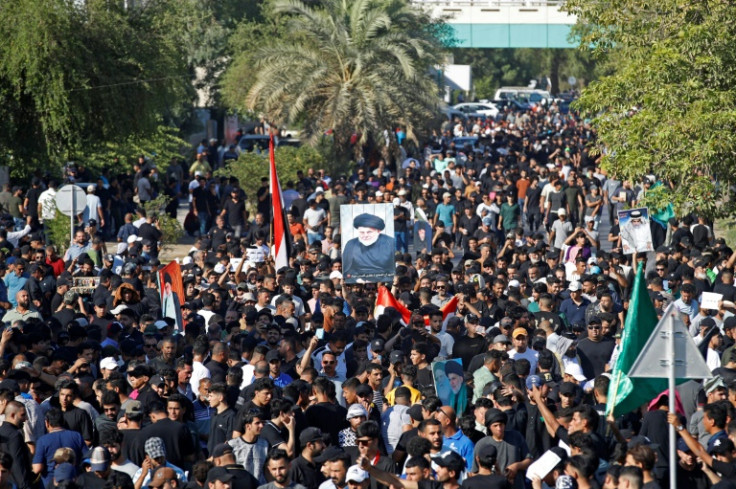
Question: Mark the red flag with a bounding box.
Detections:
[423,295,459,326]
[374,285,412,324]
[269,135,291,271]
[440,295,459,320]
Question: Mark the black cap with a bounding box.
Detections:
[389,350,405,364]
[299,427,324,446]
[206,467,234,485]
[314,446,345,464]
[211,443,233,458]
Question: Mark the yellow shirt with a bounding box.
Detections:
[385,384,422,406]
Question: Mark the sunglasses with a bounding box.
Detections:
[588,326,601,330]
[322,361,336,365]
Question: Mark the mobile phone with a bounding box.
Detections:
[316,328,324,340]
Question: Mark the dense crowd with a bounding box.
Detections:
[0,101,730,489]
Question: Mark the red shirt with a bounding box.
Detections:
[46,257,65,277]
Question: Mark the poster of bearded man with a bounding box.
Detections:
[341,204,396,283]
[618,207,654,254]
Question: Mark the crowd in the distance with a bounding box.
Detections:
[0,101,731,489]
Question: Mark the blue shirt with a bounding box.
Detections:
[559,297,591,327]
[442,429,474,472]
[33,429,86,488]
[435,203,456,229]
[4,273,27,307]
[271,372,293,388]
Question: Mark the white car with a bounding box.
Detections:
[452,102,499,118]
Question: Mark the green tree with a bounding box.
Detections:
[216,145,332,211]
[564,0,736,218]
[0,0,217,177]
[225,0,447,163]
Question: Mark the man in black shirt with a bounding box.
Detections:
[576,316,615,380]
[0,401,34,489]
[463,444,510,489]
[141,400,196,469]
[58,380,94,446]
[206,342,230,384]
[452,314,487,370]
[289,427,327,489]
[260,398,296,456]
[222,188,248,238]
[208,383,237,456]
[305,377,348,446]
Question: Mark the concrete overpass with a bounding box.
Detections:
[411,0,577,49]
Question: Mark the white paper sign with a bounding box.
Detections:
[701,292,723,311]
[526,450,563,480]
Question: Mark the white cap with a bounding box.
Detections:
[315,187,324,194]
[398,189,408,196]
[568,281,582,292]
[346,466,369,483]
[346,403,368,420]
[214,263,226,274]
[87,185,96,193]
[182,256,193,265]
[116,243,127,255]
[329,270,343,280]
[557,208,567,215]
[194,171,204,177]
[375,191,383,197]
[154,320,168,330]
[100,357,119,371]
[126,235,138,244]
[110,304,127,315]
[565,362,587,382]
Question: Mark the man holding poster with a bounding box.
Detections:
[342,206,396,283]
[159,262,184,333]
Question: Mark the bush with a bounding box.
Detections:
[141,195,184,255]
[216,144,340,211]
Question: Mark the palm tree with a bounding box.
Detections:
[245,0,446,162]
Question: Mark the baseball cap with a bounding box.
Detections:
[54,463,76,482]
[709,437,735,455]
[434,451,466,473]
[144,437,166,459]
[205,467,235,486]
[565,363,587,382]
[346,404,368,420]
[89,446,111,472]
[299,427,324,446]
[124,400,142,416]
[568,281,582,292]
[389,350,405,364]
[512,327,527,338]
[211,443,234,458]
[526,375,544,390]
[705,376,726,395]
[266,350,281,363]
[408,404,423,422]
[493,334,511,345]
[100,357,119,371]
[346,465,369,483]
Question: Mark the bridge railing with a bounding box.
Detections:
[410,0,565,6]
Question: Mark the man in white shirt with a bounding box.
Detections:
[84,185,104,227]
[509,327,539,374]
[37,181,57,226]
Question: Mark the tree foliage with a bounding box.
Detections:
[0,0,228,177]
[216,145,333,211]
[564,0,736,218]
[224,0,448,160]
[452,48,599,99]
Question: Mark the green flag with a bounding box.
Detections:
[606,261,667,417]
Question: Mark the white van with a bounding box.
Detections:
[494,87,552,106]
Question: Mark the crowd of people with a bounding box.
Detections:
[0,100,730,489]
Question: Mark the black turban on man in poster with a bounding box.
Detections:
[342,213,396,283]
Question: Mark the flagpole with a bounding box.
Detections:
[668,312,676,489]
